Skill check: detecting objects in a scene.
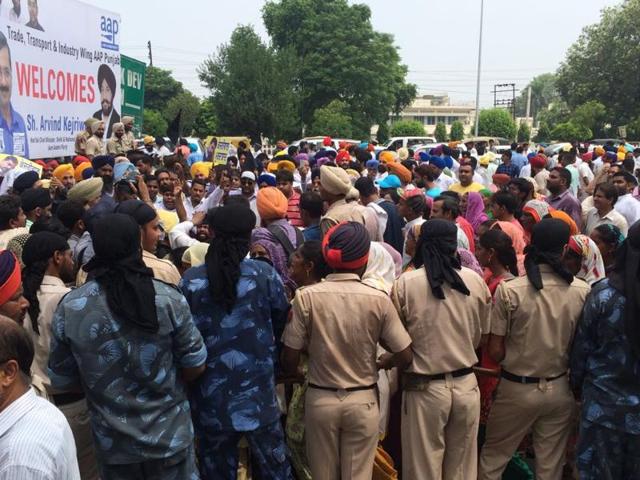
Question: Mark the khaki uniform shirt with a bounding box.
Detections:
[23,276,71,394]
[491,265,590,377]
[393,266,492,375]
[283,273,412,389]
[320,199,367,236]
[74,131,90,155]
[106,137,127,156]
[122,131,135,152]
[85,135,105,157]
[142,250,181,286]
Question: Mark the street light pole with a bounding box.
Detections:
[473,0,484,137]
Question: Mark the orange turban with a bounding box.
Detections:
[53,163,74,181]
[548,210,579,236]
[74,162,92,182]
[492,173,511,187]
[277,160,296,172]
[379,151,396,164]
[386,162,412,184]
[257,186,288,221]
[190,162,210,179]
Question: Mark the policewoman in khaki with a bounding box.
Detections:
[479,218,590,480]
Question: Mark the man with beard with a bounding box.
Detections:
[546,167,582,229]
[91,155,114,198]
[168,210,211,249]
[106,122,126,156]
[85,121,105,159]
[21,232,99,479]
[75,118,98,156]
[121,116,135,152]
[0,32,28,157]
[92,64,120,139]
[241,171,260,226]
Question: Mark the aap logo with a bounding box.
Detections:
[100,16,119,52]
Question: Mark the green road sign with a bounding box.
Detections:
[121,55,146,137]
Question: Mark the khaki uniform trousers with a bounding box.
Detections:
[305,387,379,480]
[58,398,100,480]
[479,376,576,480]
[401,372,480,480]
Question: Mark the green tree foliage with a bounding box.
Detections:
[477,109,517,140]
[376,122,390,144]
[515,73,559,120]
[262,0,416,135]
[143,110,168,138]
[517,123,531,142]
[570,101,607,138]
[434,122,448,142]
[536,101,571,130]
[534,121,552,143]
[556,0,640,126]
[550,122,592,142]
[390,120,425,137]
[449,120,465,141]
[144,66,184,113]
[309,100,353,138]
[194,97,218,137]
[198,25,301,141]
[163,91,201,136]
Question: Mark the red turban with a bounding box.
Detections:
[529,155,547,169]
[492,173,511,186]
[73,155,90,168]
[322,221,370,270]
[323,136,332,147]
[0,251,21,306]
[336,150,351,166]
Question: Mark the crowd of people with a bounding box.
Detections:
[0,129,638,480]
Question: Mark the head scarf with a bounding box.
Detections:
[0,250,21,306]
[492,221,526,255]
[322,221,371,270]
[206,204,256,313]
[257,186,288,221]
[320,165,355,196]
[457,247,484,277]
[361,241,396,294]
[115,200,157,226]
[609,221,640,356]
[524,218,573,290]
[52,164,74,181]
[22,232,69,334]
[523,199,551,223]
[568,234,606,285]
[182,241,209,267]
[250,227,295,292]
[413,219,470,299]
[85,214,158,332]
[13,171,39,194]
[464,192,489,232]
[548,210,579,235]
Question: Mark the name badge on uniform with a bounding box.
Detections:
[13,132,25,156]
[0,128,5,152]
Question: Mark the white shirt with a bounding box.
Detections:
[168,221,198,249]
[584,207,629,237]
[402,217,425,266]
[614,193,640,228]
[0,388,80,480]
[157,146,172,158]
[435,173,456,191]
[519,164,531,179]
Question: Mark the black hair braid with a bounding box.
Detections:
[22,259,48,335]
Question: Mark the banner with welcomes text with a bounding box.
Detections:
[0,0,121,159]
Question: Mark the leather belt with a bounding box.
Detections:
[501,370,567,384]
[51,392,85,406]
[308,383,376,392]
[405,367,473,382]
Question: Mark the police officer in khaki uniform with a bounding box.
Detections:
[74,117,98,156]
[85,121,105,159]
[393,219,492,480]
[479,218,590,480]
[106,122,127,156]
[319,165,368,235]
[282,222,412,480]
[121,116,136,152]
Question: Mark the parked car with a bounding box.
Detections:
[290,136,362,151]
[383,136,437,151]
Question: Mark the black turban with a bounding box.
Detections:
[97,64,117,95]
[322,221,370,270]
[413,219,470,300]
[91,155,115,171]
[20,188,51,213]
[13,171,39,194]
[116,199,157,226]
[85,213,158,332]
[524,218,573,290]
[205,203,256,313]
[22,232,69,333]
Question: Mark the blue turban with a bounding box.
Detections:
[527,152,536,160]
[443,155,453,169]
[418,151,430,163]
[429,156,446,170]
[91,155,115,171]
[365,159,379,169]
[258,173,277,187]
[82,167,95,180]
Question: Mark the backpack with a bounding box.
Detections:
[267,223,304,257]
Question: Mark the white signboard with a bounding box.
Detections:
[0,0,121,159]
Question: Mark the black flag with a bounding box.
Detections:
[167,109,182,145]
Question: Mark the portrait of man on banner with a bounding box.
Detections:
[93,63,120,139]
[0,31,28,158]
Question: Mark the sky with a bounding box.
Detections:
[83,0,621,107]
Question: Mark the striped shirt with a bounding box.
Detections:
[0,388,80,479]
[287,191,304,227]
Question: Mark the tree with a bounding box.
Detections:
[194,97,218,137]
[434,123,448,142]
[163,91,201,136]
[308,100,353,138]
[262,0,416,135]
[477,109,517,139]
[570,100,607,138]
[144,66,184,113]
[143,110,167,137]
[550,122,592,142]
[515,73,559,120]
[390,120,425,137]
[199,25,301,141]
[556,0,640,126]
[449,121,465,141]
[517,123,531,142]
[376,122,390,144]
[536,101,571,131]
[533,121,551,143]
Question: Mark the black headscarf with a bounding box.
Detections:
[84,213,158,332]
[115,199,157,226]
[610,221,640,357]
[413,219,470,299]
[22,232,69,334]
[524,218,574,290]
[206,203,256,313]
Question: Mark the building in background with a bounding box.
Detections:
[392,95,476,136]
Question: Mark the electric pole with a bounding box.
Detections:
[492,83,517,120]
[147,41,153,67]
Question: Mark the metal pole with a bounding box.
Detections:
[473,0,484,137]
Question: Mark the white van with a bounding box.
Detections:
[383,136,437,151]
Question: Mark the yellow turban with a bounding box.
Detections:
[74,162,92,182]
[274,149,288,158]
[157,209,178,233]
[257,186,288,221]
[617,151,625,161]
[277,160,296,172]
[267,161,279,173]
[618,146,626,153]
[52,163,74,181]
[190,162,210,179]
[379,151,396,164]
[594,146,605,156]
[143,135,155,145]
